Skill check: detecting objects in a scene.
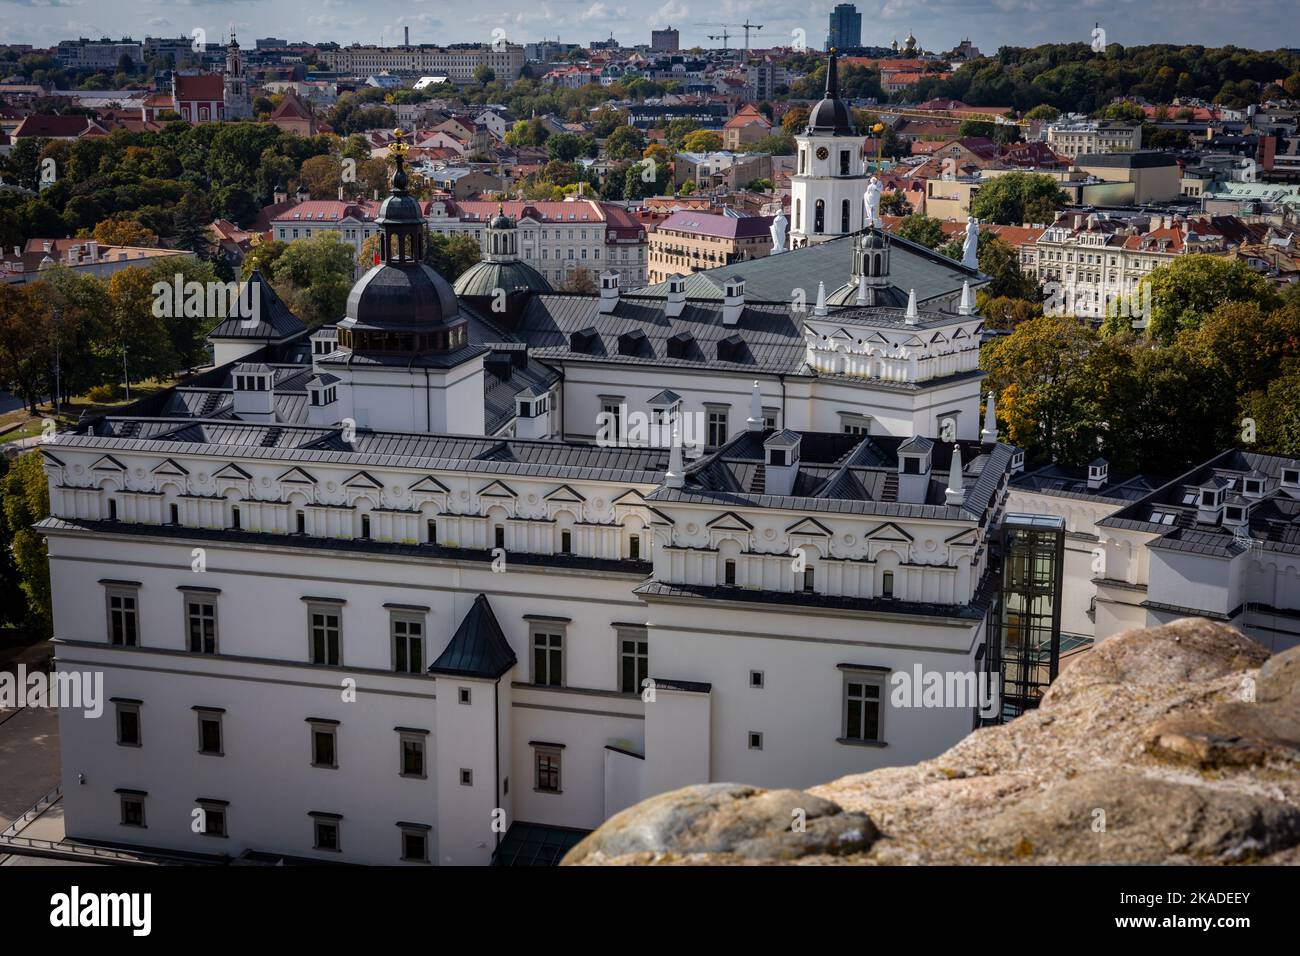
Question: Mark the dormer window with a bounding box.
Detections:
[1200,489,1221,507]
[1283,468,1300,486]
[902,456,921,475]
[1244,478,1262,495]
[769,449,786,467]
[1224,506,1245,523]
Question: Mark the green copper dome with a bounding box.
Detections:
[453,259,553,298]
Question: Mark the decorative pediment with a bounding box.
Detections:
[864,332,890,345]
[785,516,833,536]
[945,528,979,546]
[951,327,970,340]
[40,450,65,467]
[863,521,914,542]
[477,479,517,498]
[928,331,949,345]
[92,454,126,471]
[408,475,451,494]
[707,510,754,532]
[152,458,189,477]
[544,484,587,503]
[278,466,317,484]
[213,462,253,480]
[829,327,854,342]
[343,470,383,489]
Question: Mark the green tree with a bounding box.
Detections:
[1107,255,1279,345]
[681,129,723,153]
[938,233,1038,299]
[604,125,646,162]
[1,452,52,637]
[894,214,947,249]
[1241,359,1300,457]
[269,231,357,326]
[970,172,1066,226]
[546,133,586,162]
[473,65,496,87]
[879,191,911,216]
[424,231,482,281]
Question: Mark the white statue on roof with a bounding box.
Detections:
[863,176,882,229]
[769,208,788,254]
[962,216,980,270]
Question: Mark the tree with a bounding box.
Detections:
[0,284,52,412]
[1,451,52,637]
[894,214,947,249]
[781,107,810,134]
[743,132,796,155]
[105,266,179,382]
[623,159,668,200]
[970,172,1066,226]
[1241,359,1300,457]
[879,191,911,216]
[92,218,158,248]
[1024,104,1061,121]
[424,231,482,281]
[604,125,646,162]
[269,231,357,326]
[473,65,496,87]
[1108,255,1279,345]
[664,118,702,149]
[505,118,550,148]
[1093,101,1146,122]
[681,130,722,153]
[938,233,1038,300]
[546,133,586,162]
[558,267,598,294]
[299,153,343,198]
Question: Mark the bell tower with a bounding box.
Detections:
[224,31,253,120]
[790,51,869,249]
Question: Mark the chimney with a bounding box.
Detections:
[722,277,745,325]
[958,280,975,316]
[404,26,410,47]
[904,288,918,325]
[665,424,684,489]
[763,430,800,496]
[745,380,763,431]
[981,390,997,444]
[665,274,687,317]
[305,375,339,427]
[598,271,620,313]
[945,443,965,506]
[896,437,933,504]
[232,363,275,422]
[1086,457,1109,491]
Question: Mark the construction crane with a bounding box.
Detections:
[696,21,764,52]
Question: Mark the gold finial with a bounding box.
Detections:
[388,127,410,157]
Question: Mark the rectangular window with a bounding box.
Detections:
[118,792,146,828]
[392,616,424,674]
[185,598,217,654]
[360,514,371,539]
[619,631,648,694]
[426,518,437,544]
[399,732,426,778]
[560,529,572,554]
[230,505,240,529]
[309,606,342,666]
[399,825,430,863]
[169,503,180,525]
[310,722,338,768]
[750,670,764,689]
[803,567,815,593]
[843,675,884,743]
[197,800,227,837]
[460,768,473,786]
[881,571,894,598]
[748,731,763,750]
[724,559,736,586]
[532,630,563,686]
[494,525,505,549]
[707,409,728,447]
[196,709,223,755]
[534,748,561,793]
[106,588,139,647]
[115,700,141,746]
[312,816,340,851]
[296,511,306,534]
[628,535,640,560]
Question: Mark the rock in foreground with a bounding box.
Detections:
[565,619,1300,865]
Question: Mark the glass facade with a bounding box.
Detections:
[989,514,1065,720]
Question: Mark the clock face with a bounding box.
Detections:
[815,146,829,160]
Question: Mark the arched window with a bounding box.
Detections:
[841,199,850,233]
[814,199,825,234]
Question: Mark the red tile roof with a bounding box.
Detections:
[174,73,225,102]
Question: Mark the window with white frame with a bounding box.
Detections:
[195,708,224,755]
[398,823,431,862]
[391,612,425,674]
[309,719,338,768]
[307,603,342,666]
[706,407,729,447]
[105,584,139,647]
[618,628,648,694]
[183,591,218,654]
[398,729,427,778]
[841,670,886,744]
[118,790,147,828]
[311,813,341,851]
[533,744,562,793]
[531,627,564,686]
[196,799,228,838]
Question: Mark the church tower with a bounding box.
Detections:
[789,51,870,249]
[224,32,253,120]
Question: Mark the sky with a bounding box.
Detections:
[0,0,1296,53]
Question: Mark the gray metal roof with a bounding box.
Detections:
[207,270,307,341]
[634,230,985,305]
[429,593,517,679]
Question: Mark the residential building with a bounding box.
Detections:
[1,238,188,286]
[651,28,680,53]
[1072,151,1182,204]
[1046,121,1142,159]
[723,104,773,151]
[647,211,774,283]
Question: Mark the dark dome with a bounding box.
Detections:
[808,96,853,134]
[807,50,855,136]
[489,210,515,230]
[342,261,460,332]
[377,191,424,224]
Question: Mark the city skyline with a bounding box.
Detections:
[1,0,1298,55]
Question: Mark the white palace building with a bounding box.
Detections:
[38,56,1298,865]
